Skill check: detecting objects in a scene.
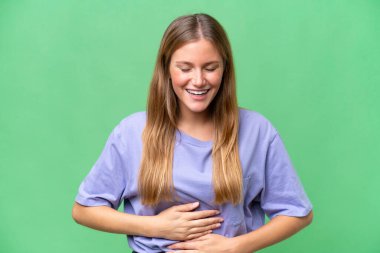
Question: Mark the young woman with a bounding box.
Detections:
[72,13,313,253]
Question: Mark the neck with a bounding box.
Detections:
[177,108,214,141]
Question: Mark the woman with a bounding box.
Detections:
[72,13,313,253]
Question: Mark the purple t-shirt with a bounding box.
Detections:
[75,108,312,252]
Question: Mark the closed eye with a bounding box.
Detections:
[205,64,220,72]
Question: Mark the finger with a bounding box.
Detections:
[187,209,220,220]
[168,241,200,250]
[190,216,224,228]
[187,222,221,235]
[185,232,211,241]
[174,202,200,212]
[185,230,212,241]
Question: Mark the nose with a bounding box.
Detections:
[191,69,205,86]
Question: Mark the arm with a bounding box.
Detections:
[72,202,153,236]
[232,211,313,253]
[167,211,313,253]
[72,201,223,240]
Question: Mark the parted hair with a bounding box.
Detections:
[138,13,243,206]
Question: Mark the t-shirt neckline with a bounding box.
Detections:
[175,129,213,147]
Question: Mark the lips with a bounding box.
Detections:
[186,89,210,95]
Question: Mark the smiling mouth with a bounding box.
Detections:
[186,89,210,95]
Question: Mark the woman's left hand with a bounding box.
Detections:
[167,234,239,253]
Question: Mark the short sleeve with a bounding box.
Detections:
[75,124,127,209]
[261,133,312,219]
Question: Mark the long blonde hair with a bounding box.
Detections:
[138,13,242,206]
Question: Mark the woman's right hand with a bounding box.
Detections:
[152,202,223,241]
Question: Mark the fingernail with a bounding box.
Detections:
[215,210,220,214]
[193,202,199,206]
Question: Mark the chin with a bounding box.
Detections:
[188,106,210,114]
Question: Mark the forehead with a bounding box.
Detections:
[171,39,222,63]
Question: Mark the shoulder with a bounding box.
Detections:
[238,108,278,142]
[118,111,146,129]
[112,111,146,145]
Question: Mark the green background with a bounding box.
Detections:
[1,0,379,252]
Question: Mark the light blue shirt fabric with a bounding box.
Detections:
[75,108,312,253]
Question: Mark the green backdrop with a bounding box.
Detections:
[1,0,379,252]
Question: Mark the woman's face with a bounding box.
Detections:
[169,39,224,119]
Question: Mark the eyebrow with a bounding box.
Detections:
[174,61,221,66]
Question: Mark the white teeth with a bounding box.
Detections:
[186,89,209,95]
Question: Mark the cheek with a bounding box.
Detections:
[207,72,223,86]
[170,71,189,87]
